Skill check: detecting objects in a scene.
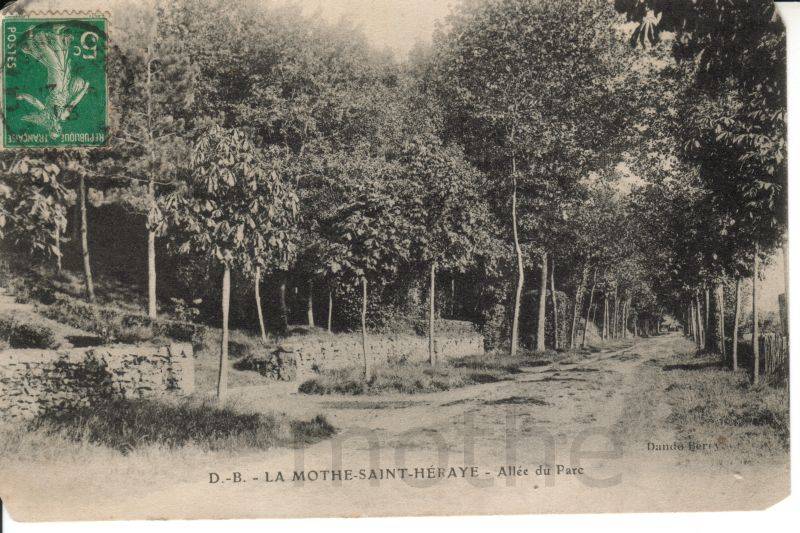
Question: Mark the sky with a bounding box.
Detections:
[18,0,457,56]
[289,0,456,56]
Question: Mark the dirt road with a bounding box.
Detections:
[2,333,790,521]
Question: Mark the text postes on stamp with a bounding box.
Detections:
[1,16,107,149]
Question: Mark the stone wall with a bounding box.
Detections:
[277,328,485,381]
[0,343,194,420]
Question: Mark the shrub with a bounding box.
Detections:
[0,315,57,349]
[29,284,57,305]
[299,367,366,395]
[7,277,31,304]
[115,324,155,344]
[169,297,201,323]
[290,415,337,444]
[153,320,205,343]
[234,350,296,381]
[9,322,57,349]
[228,340,252,359]
[37,293,206,345]
[38,294,117,341]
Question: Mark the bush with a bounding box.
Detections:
[479,303,510,352]
[38,294,118,341]
[299,367,367,395]
[0,315,57,349]
[153,320,206,343]
[168,297,201,323]
[37,293,206,345]
[10,322,57,349]
[115,324,155,344]
[234,350,296,381]
[7,277,31,304]
[0,316,14,339]
[29,398,336,453]
[30,284,57,305]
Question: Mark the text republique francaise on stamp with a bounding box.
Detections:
[1,14,108,149]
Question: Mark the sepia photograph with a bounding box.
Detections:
[0,0,791,522]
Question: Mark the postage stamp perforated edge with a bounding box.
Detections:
[0,9,112,151]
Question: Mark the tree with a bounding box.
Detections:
[111,1,197,319]
[435,0,633,355]
[321,154,415,378]
[63,155,97,302]
[398,134,491,365]
[2,157,72,271]
[2,153,94,298]
[617,0,786,375]
[166,125,298,400]
[242,146,299,344]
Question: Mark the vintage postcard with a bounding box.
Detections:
[0,0,790,522]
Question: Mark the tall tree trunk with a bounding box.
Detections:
[550,256,559,350]
[733,277,741,371]
[536,251,548,352]
[218,264,230,401]
[700,295,706,347]
[581,269,597,349]
[689,303,696,344]
[622,299,628,339]
[147,221,157,319]
[146,43,158,320]
[704,287,711,350]
[450,277,456,318]
[602,294,609,340]
[361,276,370,379]
[54,225,62,274]
[571,265,589,349]
[715,282,725,358]
[307,279,315,327]
[429,262,436,365]
[255,266,267,343]
[79,174,95,302]
[612,286,619,339]
[327,287,333,333]
[694,293,704,350]
[752,245,760,384]
[278,278,289,334]
[510,157,524,357]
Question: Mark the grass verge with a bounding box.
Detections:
[0,398,335,457]
[619,346,789,466]
[664,358,789,461]
[298,353,535,395]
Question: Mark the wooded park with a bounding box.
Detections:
[0,0,788,396]
[0,0,791,520]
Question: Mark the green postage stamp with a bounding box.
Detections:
[1,15,108,149]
